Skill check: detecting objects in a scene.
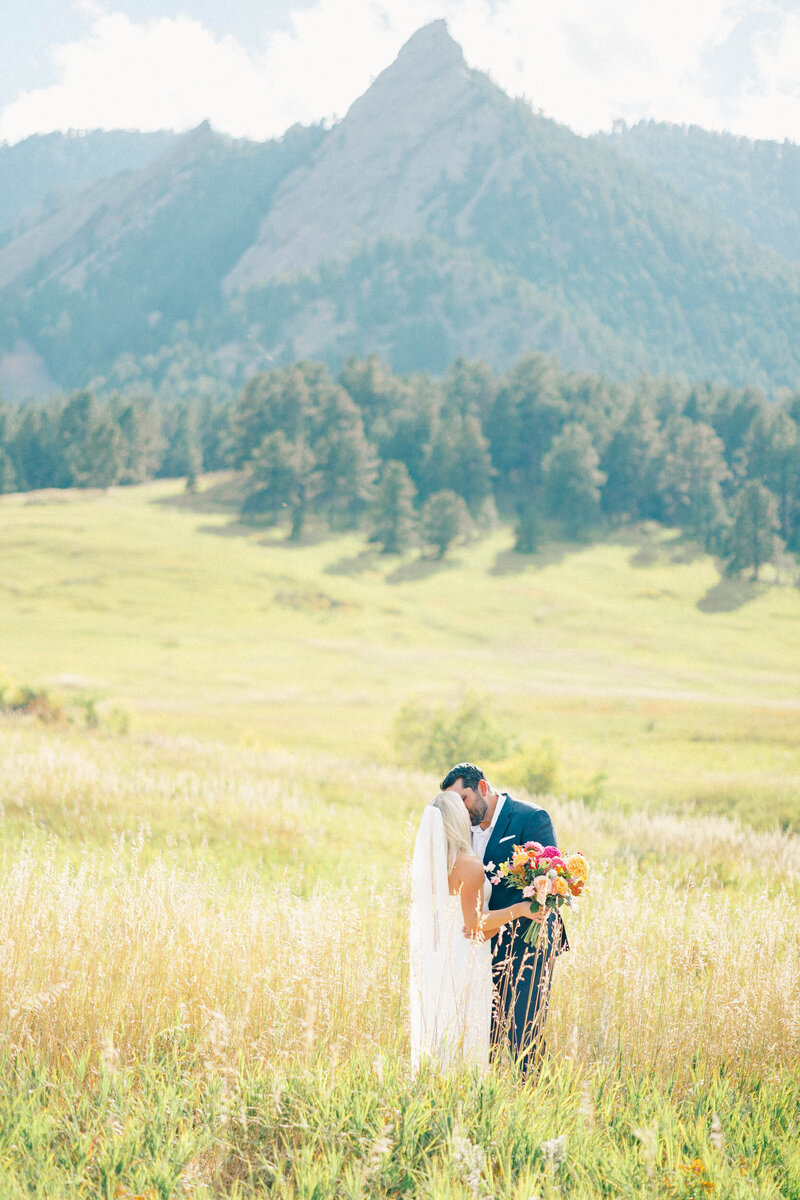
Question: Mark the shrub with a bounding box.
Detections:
[0,671,130,734]
[503,738,561,795]
[105,706,132,736]
[394,693,512,770]
[7,686,65,725]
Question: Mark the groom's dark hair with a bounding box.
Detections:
[440,762,486,791]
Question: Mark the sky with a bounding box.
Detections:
[1,0,799,146]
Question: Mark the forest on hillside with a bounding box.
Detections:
[2,351,798,582]
[604,120,800,264]
[3,98,800,394]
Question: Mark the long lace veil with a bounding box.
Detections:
[409,804,450,1069]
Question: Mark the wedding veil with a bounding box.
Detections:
[409,804,451,1069]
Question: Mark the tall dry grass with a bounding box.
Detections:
[1,724,799,1196]
[1,806,797,1084]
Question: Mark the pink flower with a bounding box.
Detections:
[539,846,560,857]
[534,876,549,905]
[524,841,544,853]
[522,884,535,898]
[490,874,502,885]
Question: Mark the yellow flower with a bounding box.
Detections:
[566,853,588,882]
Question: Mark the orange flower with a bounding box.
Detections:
[565,853,589,882]
[552,877,569,897]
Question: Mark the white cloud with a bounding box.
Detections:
[0,0,798,146]
[0,13,276,142]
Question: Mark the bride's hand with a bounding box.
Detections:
[462,925,486,941]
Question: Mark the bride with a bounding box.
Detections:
[409,790,534,1070]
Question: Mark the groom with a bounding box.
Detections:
[440,761,568,1074]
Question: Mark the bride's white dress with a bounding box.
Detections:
[409,809,493,1071]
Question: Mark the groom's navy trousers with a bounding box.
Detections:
[483,793,568,1072]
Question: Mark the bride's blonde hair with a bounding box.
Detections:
[431,790,472,873]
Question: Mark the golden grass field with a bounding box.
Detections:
[0,477,799,1197]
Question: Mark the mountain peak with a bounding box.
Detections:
[394,20,464,70]
[224,18,486,291]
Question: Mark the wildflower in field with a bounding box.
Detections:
[365,1121,394,1181]
[540,1133,567,1168]
[677,1157,717,1195]
[633,1125,658,1176]
[710,1113,725,1152]
[451,1134,488,1198]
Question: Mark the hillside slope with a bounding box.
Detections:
[1,478,799,826]
[1,23,800,392]
[602,121,800,264]
[0,129,177,239]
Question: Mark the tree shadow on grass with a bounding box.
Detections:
[489,543,570,576]
[152,474,244,514]
[325,548,381,576]
[197,521,253,538]
[385,555,457,584]
[193,520,331,547]
[630,530,705,567]
[697,575,768,613]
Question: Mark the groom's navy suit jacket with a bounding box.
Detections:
[483,793,569,959]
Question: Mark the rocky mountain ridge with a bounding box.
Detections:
[1,21,799,398]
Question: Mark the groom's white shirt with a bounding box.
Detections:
[472,791,506,862]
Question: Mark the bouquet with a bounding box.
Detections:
[491,842,589,946]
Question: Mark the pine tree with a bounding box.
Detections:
[58,391,102,486]
[442,358,496,416]
[337,354,401,442]
[420,490,470,559]
[114,395,165,483]
[601,397,662,520]
[487,353,568,492]
[658,418,730,548]
[424,411,494,516]
[379,375,440,497]
[0,403,17,494]
[370,461,417,554]
[162,402,202,484]
[313,387,377,528]
[10,406,59,491]
[231,364,315,466]
[727,482,781,580]
[242,431,319,542]
[513,499,541,553]
[745,407,800,546]
[542,422,606,539]
[710,385,764,469]
[83,415,123,488]
[57,391,123,488]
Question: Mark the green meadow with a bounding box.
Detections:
[2,476,799,827]
[1,477,799,1198]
